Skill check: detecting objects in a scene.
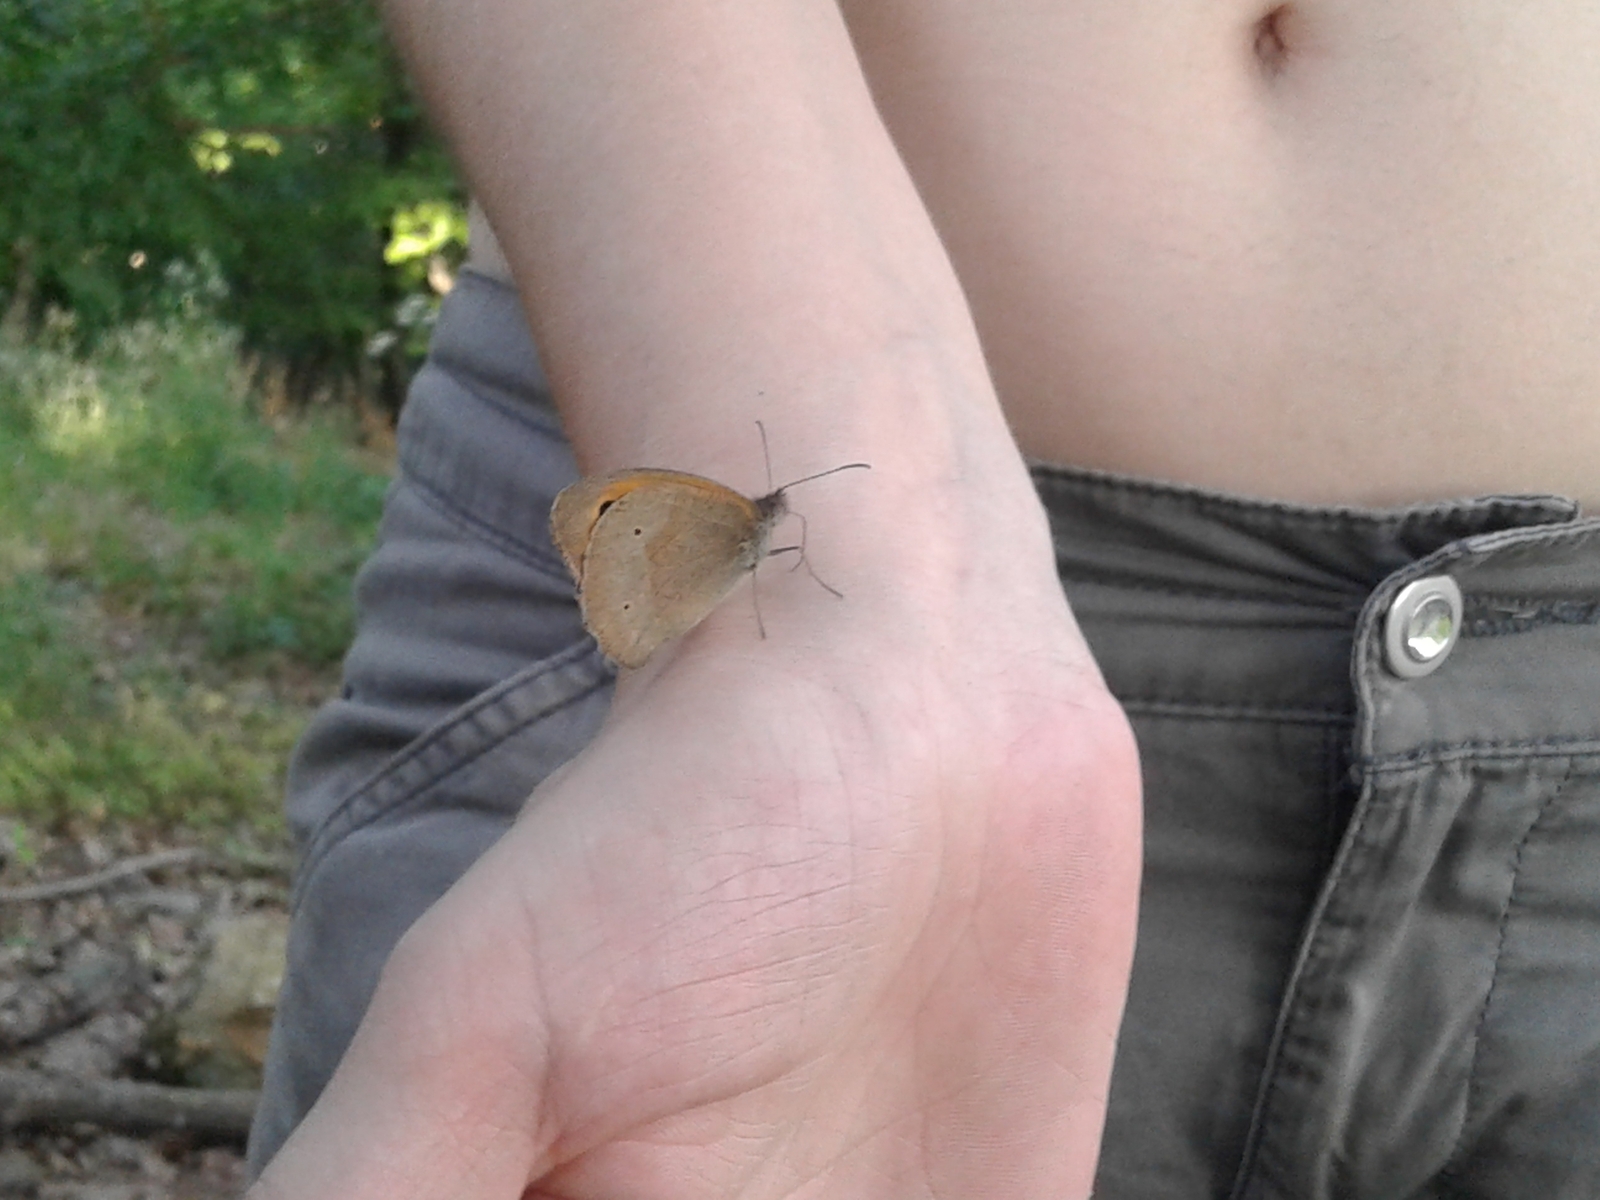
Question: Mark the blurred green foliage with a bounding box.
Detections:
[0,0,463,402]
[0,315,388,828]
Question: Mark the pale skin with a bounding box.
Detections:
[249,1,1600,1197]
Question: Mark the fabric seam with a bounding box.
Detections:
[1119,699,1351,724]
[1028,464,1577,533]
[1435,756,1577,1192]
[1064,571,1363,610]
[1228,763,1388,1200]
[1362,741,1600,771]
[292,644,610,907]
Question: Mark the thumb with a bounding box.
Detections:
[248,876,556,1200]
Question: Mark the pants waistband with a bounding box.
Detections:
[1033,462,1600,766]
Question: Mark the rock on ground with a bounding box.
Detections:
[0,822,291,1199]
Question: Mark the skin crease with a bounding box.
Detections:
[251,1,1598,1198]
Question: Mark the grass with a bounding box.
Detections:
[0,314,390,831]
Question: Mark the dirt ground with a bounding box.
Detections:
[0,822,291,1199]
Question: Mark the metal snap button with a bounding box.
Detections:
[1383,575,1463,678]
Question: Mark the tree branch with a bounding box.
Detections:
[0,1069,257,1142]
[0,848,203,904]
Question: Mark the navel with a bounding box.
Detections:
[1252,5,1294,79]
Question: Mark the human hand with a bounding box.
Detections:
[247,462,1142,1200]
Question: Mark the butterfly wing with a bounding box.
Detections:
[551,471,647,582]
[577,479,769,667]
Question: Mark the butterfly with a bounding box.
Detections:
[551,445,868,667]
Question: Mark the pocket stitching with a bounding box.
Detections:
[292,639,612,909]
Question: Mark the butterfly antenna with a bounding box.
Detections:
[777,461,872,490]
[756,420,775,493]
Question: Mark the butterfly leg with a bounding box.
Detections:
[768,512,845,599]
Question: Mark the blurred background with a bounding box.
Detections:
[0,2,464,1192]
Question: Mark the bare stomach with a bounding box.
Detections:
[842,0,1600,507]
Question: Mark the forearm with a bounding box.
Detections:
[254,18,1138,1200]
[381,0,1011,495]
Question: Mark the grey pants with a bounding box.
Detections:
[251,270,1600,1199]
